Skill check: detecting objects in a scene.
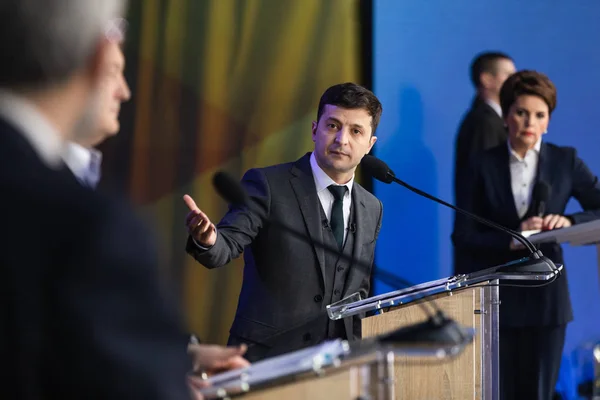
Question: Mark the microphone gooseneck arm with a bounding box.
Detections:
[361,154,539,255]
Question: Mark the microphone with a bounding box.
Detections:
[211,171,470,346]
[360,154,558,274]
[349,223,357,233]
[533,181,550,217]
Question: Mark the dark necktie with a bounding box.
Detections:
[327,185,347,250]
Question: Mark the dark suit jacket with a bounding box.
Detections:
[186,153,383,357]
[452,141,600,327]
[454,96,507,195]
[0,118,190,399]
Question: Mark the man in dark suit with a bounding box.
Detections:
[0,1,247,398]
[184,83,384,362]
[454,51,516,196]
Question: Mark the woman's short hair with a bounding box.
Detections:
[500,70,557,116]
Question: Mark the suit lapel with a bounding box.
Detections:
[536,142,553,190]
[522,142,554,217]
[491,144,521,224]
[58,163,81,185]
[350,186,366,267]
[289,153,327,287]
[344,184,369,296]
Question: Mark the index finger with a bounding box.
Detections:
[183,194,199,212]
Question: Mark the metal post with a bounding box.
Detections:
[593,344,600,400]
[482,280,500,400]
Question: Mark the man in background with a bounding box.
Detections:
[454,51,516,195]
[453,52,515,275]
[0,1,246,398]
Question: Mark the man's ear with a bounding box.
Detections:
[311,120,317,142]
[368,135,377,153]
[479,71,494,90]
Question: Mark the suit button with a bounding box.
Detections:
[337,266,344,272]
[303,333,312,342]
[314,295,323,302]
[334,289,340,295]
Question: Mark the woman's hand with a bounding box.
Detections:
[511,215,572,250]
[541,214,572,230]
[519,215,572,232]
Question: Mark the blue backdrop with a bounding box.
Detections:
[372,0,600,360]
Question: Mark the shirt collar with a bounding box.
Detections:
[62,141,103,180]
[0,89,64,167]
[309,152,354,194]
[485,98,503,118]
[508,138,542,162]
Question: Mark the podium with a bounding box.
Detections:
[327,264,562,400]
[199,332,475,399]
[525,219,600,287]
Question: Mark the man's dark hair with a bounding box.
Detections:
[316,82,383,135]
[470,51,513,88]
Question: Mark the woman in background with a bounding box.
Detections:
[453,70,600,400]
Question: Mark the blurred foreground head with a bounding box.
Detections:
[0,0,128,141]
[74,18,132,148]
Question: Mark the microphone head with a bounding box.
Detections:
[534,181,551,203]
[533,181,550,217]
[361,154,395,184]
[212,171,249,206]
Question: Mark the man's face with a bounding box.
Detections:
[93,42,130,145]
[312,105,377,183]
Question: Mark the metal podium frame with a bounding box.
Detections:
[326,266,563,400]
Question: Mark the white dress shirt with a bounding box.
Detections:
[63,141,103,188]
[509,139,542,218]
[0,89,64,167]
[310,152,353,244]
[485,98,503,118]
